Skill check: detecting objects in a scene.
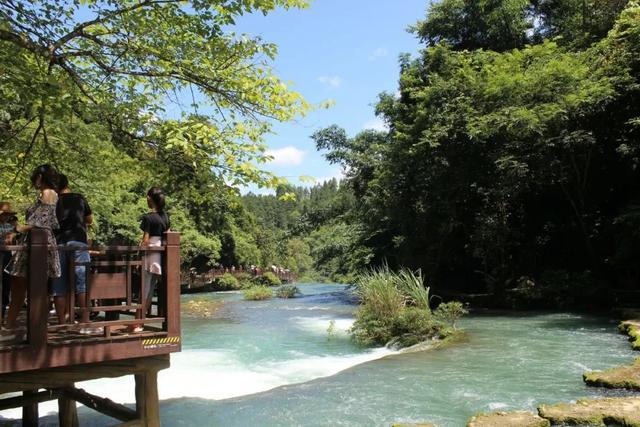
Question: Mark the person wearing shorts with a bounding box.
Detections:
[51,175,93,326]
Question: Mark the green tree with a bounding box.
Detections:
[0,0,310,271]
[412,0,532,51]
[316,1,640,302]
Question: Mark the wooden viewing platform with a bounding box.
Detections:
[0,229,182,426]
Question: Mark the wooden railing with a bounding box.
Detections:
[0,229,181,374]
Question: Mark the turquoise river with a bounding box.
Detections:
[1,283,638,426]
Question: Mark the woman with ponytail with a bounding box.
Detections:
[130,187,170,332]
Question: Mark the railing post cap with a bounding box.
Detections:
[164,231,180,245]
[30,228,48,244]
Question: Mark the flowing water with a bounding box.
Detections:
[1,283,637,426]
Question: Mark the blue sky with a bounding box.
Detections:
[234,0,429,190]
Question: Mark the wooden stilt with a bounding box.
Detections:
[0,389,59,410]
[22,389,39,427]
[58,383,79,427]
[63,386,136,422]
[135,370,160,427]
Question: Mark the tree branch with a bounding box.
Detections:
[51,0,180,50]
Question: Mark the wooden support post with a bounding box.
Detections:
[0,389,59,410]
[68,249,76,323]
[58,383,79,427]
[135,370,160,427]
[22,389,39,427]
[63,386,136,422]
[28,229,49,347]
[163,232,180,337]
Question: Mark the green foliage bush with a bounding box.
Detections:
[234,272,254,289]
[252,271,282,287]
[351,267,465,347]
[243,286,273,301]
[433,302,469,330]
[276,285,299,298]
[351,306,395,346]
[297,270,330,283]
[214,273,241,291]
[389,307,443,348]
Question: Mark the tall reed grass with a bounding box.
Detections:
[395,269,430,310]
[354,266,431,313]
[351,266,441,347]
[354,266,406,319]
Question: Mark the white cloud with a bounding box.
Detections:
[368,47,388,61]
[318,75,342,88]
[265,146,305,166]
[363,117,389,132]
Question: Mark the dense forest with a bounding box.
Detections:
[310,0,640,306]
[244,0,640,308]
[2,0,640,307]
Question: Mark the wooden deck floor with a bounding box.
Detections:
[0,311,165,349]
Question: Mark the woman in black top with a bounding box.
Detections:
[131,187,170,332]
[51,174,93,326]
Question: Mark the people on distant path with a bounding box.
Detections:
[3,165,61,336]
[130,187,170,333]
[51,174,94,327]
[0,202,18,320]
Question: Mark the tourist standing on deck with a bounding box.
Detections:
[130,187,170,333]
[3,165,61,335]
[51,174,93,326]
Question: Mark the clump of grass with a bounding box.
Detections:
[276,285,299,298]
[395,269,430,309]
[354,266,406,319]
[350,266,466,348]
[243,285,273,301]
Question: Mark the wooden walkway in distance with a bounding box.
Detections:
[182,268,296,290]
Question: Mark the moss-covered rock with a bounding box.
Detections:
[538,397,640,426]
[399,330,469,354]
[467,411,550,427]
[584,357,640,390]
[619,320,640,351]
[182,298,224,318]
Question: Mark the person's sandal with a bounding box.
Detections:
[127,324,144,333]
[79,327,104,335]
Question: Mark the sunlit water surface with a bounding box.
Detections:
[1,283,637,426]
